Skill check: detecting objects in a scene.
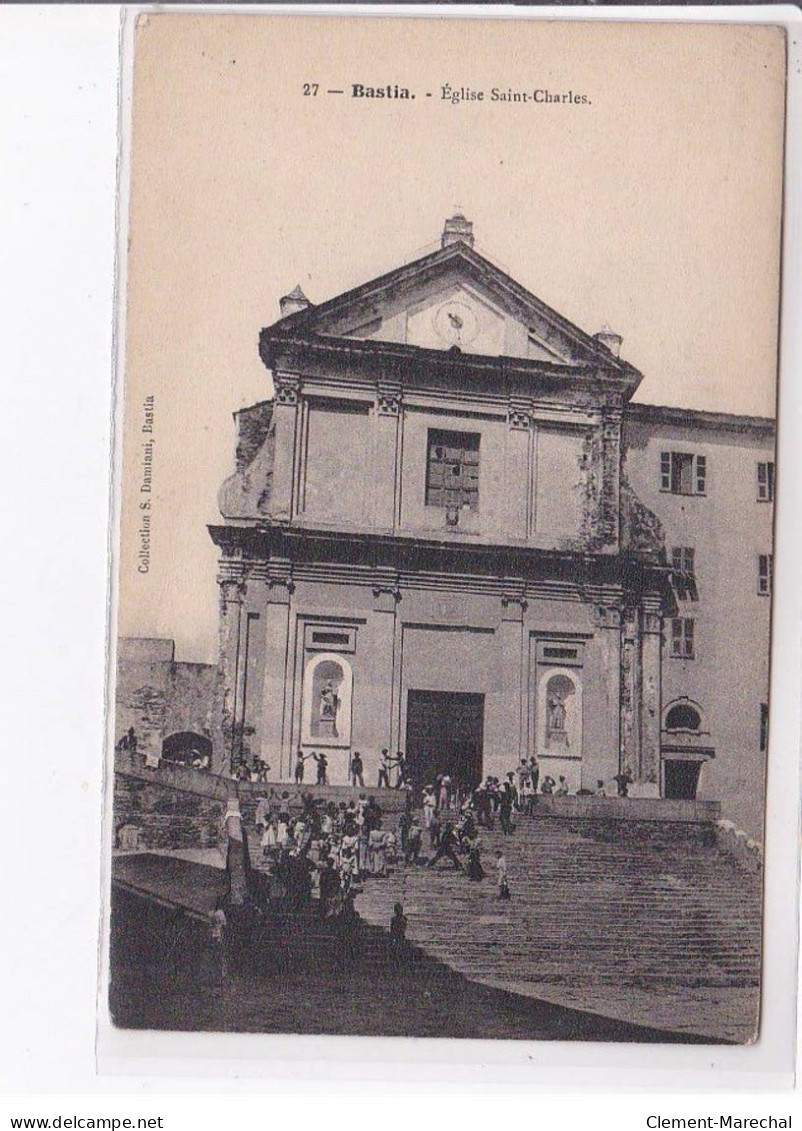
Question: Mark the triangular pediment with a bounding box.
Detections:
[267,242,630,373]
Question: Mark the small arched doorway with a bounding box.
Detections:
[660,699,712,800]
[162,731,212,767]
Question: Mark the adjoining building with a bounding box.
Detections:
[114,637,217,768]
[207,215,774,837]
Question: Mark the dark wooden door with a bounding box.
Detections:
[405,690,484,793]
[663,759,702,800]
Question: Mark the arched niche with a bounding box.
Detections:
[301,652,353,748]
[536,667,583,792]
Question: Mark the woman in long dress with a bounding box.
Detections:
[466,835,485,882]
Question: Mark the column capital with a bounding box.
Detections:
[377,388,402,417]
[274,371,301,406]
[501,584,528,622]
[601,409,623,439]
[372,568,401,611]
[508,398,532,431]
[266,559,294,604]
[592,603,621,630]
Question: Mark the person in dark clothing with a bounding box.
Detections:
[614,768,633,797]
[314,751,328,785]
[499,782,515,835]
[363,795,383,833]
[457,810,476,849]
[350,751,365,787]
[427,821,463,871]
[397,811,410,855]
[318,856,340,918]
[466,836,485,881]
[395,751,409,789]
[389,902,408,948]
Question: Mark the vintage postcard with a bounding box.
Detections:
[108,12,785,1045]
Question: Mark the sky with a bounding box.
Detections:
[117,14,786,663]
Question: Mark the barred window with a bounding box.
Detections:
[426,429,480,511]
[670,617,695,659]
[758,553,773,596]
[660,452,707,496]
[757,461,775,502]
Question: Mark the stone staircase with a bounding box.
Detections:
[351,811,763,1043]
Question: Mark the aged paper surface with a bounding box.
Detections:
[110,13,784,1044]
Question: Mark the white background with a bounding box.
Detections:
[1,3,801,1120]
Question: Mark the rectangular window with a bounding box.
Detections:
[760,703,769,752]
[660,452,707,496]
[757,461,775,502]
[426,429,480,511]
[758,553,773,596]
[671,546,695,575]
[670,617,695,659]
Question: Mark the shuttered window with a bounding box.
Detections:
[660,452,707,496]
[670,617,695,659]
[758,554,772,596]
[757,461,775,502]
[426,429,480,511]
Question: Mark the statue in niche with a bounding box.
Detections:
[547,692,569,747]
[319,680,340,723]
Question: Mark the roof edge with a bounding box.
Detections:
[626,401,776,435]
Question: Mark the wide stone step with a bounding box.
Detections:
[353,811,762,1042]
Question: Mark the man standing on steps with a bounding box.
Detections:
[314,750,328,785]
[377,748,394,788]
[294,748,307,784]
[350,750,365,787]
[427,820,463,871]
[528,756,540,798]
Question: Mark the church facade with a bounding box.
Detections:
[209,215,774,836]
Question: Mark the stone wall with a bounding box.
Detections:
[114,770,225,851]
[114,637,218,767]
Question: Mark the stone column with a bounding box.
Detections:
[639,601,663,793]
[590,603,622,789]
[619,604,640,780]
[215,570,246,775]
[373,377,402,532]
[486,585,526,777]
[366,570,401,781]
[269,372,301,521]
[258,560,294,778]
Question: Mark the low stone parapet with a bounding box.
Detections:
[113,762,409,852]
[532,795,721,824]
[714,819,763,874]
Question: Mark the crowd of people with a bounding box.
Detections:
[252,790,412,916]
